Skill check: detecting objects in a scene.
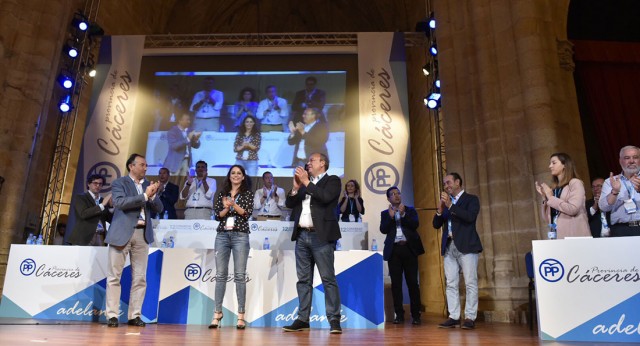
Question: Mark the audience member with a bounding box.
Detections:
[256,85,289,132]
[287,108,329,167]
[283,153,342,334]
[253,171,285,220]
[68,174,113,246]
[105,154,163,328]
[152,84,185,131]
[598,145,640,237]
[433,172,483,330]
[586,177,611,237]
[380,186,424,325]
[52,222,67,245]
[232,87,259,130]
[291,76,326,124]
[233,115,261,178]
[181,160,217,220]
[210,165,253,330]
[150,168,179,219]
[338,179,364,222]
[535,152,591,238]
[163,113,201,177]
[190,77,224,132]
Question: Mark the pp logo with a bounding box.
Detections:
[364,162,399,194]
[88,161,121,193]
[250,223,259,232]
[193,222,202,231]
[539,258,564,282]
[20,259,37,276]
[184,263,202,281]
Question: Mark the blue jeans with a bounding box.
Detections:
[214,231,250,313]
[295,230,342,322]
[235,159,258,178]
[443,241,479,320]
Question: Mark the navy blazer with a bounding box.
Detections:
[432,192,483,256]
[285,174,341,243]
[151,182,179,219]
[163,125,201,173]
[287,122,329,164]
[379,206,425,261]
[68,192,113,245]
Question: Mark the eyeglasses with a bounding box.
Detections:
[90,182,103,186]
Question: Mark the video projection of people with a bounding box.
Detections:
[142,71,346,178]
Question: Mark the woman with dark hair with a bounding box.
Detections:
[209,165,253,330]
[338,179,365,222]
[233,115,261,178]
[232,87,258,129]
[535,152,591,239]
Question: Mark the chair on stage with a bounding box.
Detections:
[525,251,536,330]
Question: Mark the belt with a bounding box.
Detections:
[134,224,146,229]
[189,207,212,210]
[614,221,640,227]
[299,227,315,232]
[394,240,407,246]
[263,215,281,219]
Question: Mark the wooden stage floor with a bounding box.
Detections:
[0,315,627,345]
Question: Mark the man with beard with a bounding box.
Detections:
[598,145,640,237]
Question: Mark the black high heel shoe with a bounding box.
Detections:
[208,312,223,329]
[236,318,246,330]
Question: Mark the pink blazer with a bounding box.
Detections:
[541,178,592,239]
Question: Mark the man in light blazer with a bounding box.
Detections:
[163,113,201,176]
[105,154,163,328]
[68,174,113,246]
[432,172,482,330]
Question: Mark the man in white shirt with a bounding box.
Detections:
[256,85,289,132]
[181,160,217,220]
[190,77,224,132]
[253,171,285,220]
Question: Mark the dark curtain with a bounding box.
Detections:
[573,40,640,178]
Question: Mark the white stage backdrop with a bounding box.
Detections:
[358,33,414,248]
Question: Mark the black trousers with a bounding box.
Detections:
[388,243,421,319]
[610,223,640,237]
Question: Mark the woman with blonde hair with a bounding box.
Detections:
[535,152,591,239]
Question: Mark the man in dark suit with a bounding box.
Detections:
[283,153,342,334]
[105,154,163,328]
[68,174,113,246]
[150,167,179,219]
[291,76,326,124]
[586,177,610,237]
[163,113,201,176]
[432,172,482,330]
[380,186,425,325]
[287,108,329,167]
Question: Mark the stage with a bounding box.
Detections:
[0,315,553,346]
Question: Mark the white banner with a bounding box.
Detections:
[357,33,414,248]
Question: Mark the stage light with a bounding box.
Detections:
[64,43,79,58]
[58,95,72,113]
[429,13,436,29]
[434,79,441,89]
[425,92,441,109]
[57,74,74,89]
[422,63,430,76]
[430,44,438,56]
[71,13,89,31]
[88,68,97,77]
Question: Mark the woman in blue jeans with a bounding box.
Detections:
[210,165,253,329]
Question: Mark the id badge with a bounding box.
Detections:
[242,150,249,160]
[192,192,200,201]
[623,199,637,214]
[348,214,356,222]
[225,216,235,230]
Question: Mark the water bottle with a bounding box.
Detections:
[371,239,378,251]
[35,235,44,245]
[26,233,35,245]
[163,210,169,219]
[335,239,342,251]
[263,237,270,250]
[219,124,225,132]
[161,236,167,248]
[547,224,557,240]
[156,213,160,220]
[168,236,175,248]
